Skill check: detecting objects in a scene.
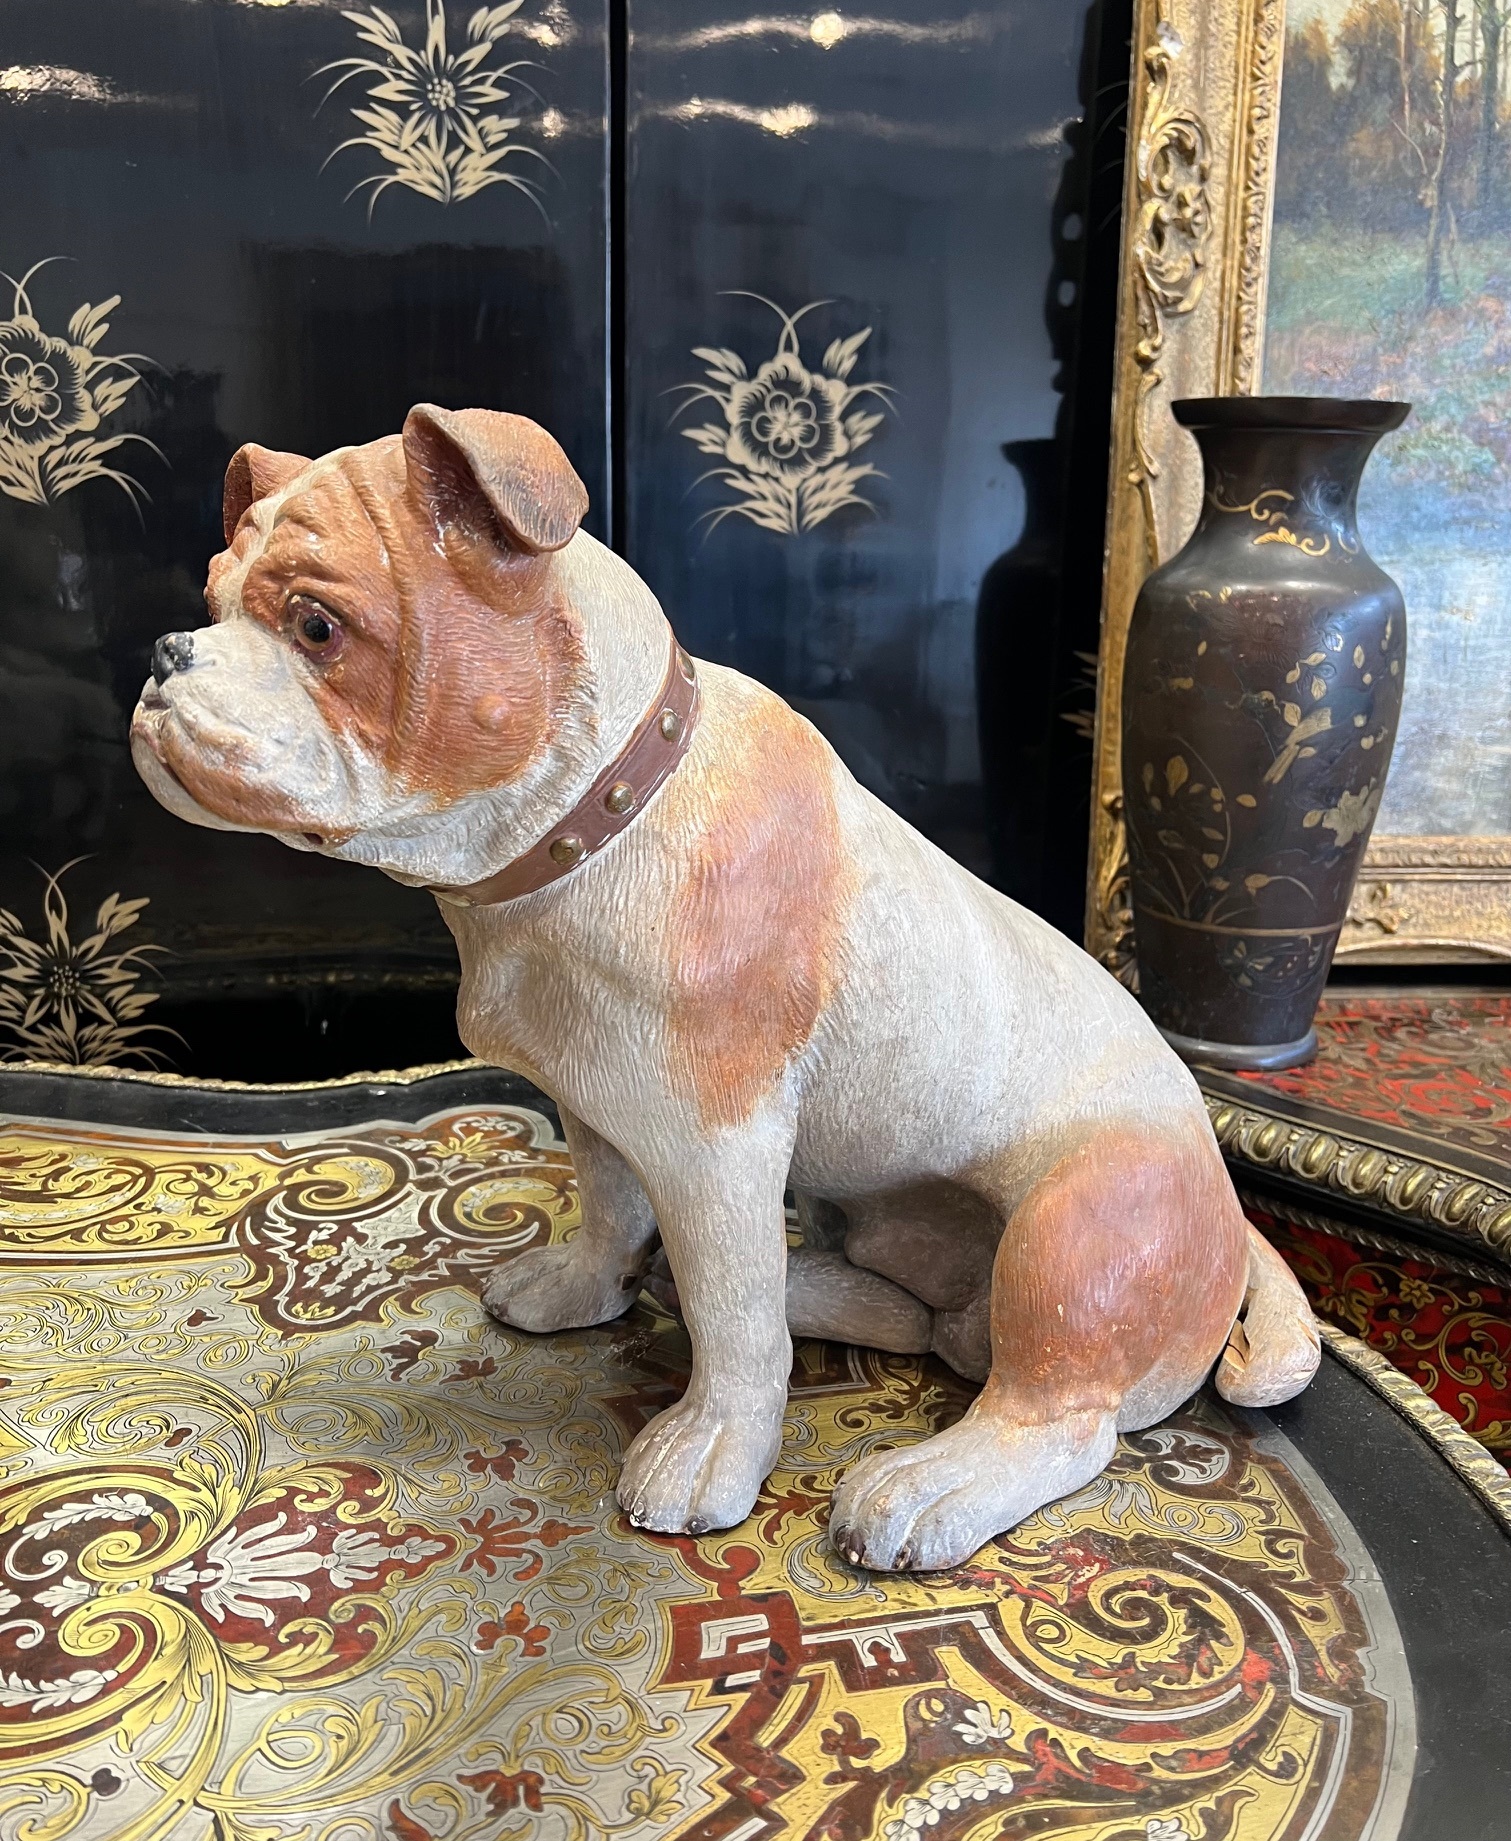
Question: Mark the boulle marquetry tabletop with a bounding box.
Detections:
[0,1064,1507,1841]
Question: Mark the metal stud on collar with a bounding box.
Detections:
[429,627,699,909]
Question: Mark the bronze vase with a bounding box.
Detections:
[1121,396,1409,1070]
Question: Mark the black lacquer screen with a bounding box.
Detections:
[0,0,1116,1075]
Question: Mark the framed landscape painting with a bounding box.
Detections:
[1089,0,1511,970]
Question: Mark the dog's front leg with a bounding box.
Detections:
[483,1107,658,1332]
[617,1131,792,1535]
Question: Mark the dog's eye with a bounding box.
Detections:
[289,596,342,658]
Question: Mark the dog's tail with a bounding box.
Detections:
[1214,1223,1322,1407]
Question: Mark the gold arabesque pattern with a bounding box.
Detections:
[0,1100,1410,1838]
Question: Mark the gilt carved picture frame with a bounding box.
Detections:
[1089,0,1511,969]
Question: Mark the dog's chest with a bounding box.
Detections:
[450,952,556,1092]
[444,903,645,1108]
[439,908,544,1075]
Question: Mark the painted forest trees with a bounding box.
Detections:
[1278,0,1511,301]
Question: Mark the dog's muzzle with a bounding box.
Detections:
[152,631,196,684]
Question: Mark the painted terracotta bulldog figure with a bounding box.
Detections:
[131,406,1321,1570]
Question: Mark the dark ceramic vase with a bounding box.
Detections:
[1121,396,1409,1070]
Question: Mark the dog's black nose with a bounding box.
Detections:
[151,632,195,685]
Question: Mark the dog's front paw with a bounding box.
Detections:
[482,1244,641,1334]
[617,1396,782,1535]
[829,1411,1118,1572]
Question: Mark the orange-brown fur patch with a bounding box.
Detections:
[981,1128,1247,1418]
[203,436,587,817]
[662,699,854,1133]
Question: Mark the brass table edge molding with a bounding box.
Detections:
[1317,1323,1511,1538]
[0,1055,488,1095]
[1204,1088,1511,1263]
[1238,1187,1511,1287]
[1202,1070,1511,1189]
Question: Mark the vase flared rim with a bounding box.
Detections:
[1172,395,1410,434]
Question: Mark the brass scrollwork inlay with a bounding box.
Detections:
[1318,1323,1511,1537]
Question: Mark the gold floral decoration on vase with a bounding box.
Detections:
[1129,606,1397,973]
[316,0,547,215]
[0,261,158,508]
[0,860,176,1069]
[671,294,894,536]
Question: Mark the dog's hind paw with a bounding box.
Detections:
[482,1244,642,1334]
[617,1396,782,1534]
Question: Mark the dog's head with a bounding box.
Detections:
[131,406,593,882]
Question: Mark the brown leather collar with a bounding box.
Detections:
[431,631,699,909]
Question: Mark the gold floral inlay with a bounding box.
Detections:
[671,295,893,536]
[317,0,546,214]
[0,260,158,507]
[1130,606,1393,967]
[0,862,173,1070]
[1209,482,1361,559]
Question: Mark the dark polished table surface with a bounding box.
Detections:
[1268,1354,1511,1839]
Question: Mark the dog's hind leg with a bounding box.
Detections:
[1215,1222,1321,1407]
[650,1187,935,1357]
[929,1294,992,1382]
[785,1248,934,1352]
[837,1188,995,1379]
[793,1190,849,1252]
[483,1107,659,1332]
[830,1124,1248,1571]
[647,1241,935,1360]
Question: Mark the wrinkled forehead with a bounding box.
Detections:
[214,436,413,609]
[256,437,410,568]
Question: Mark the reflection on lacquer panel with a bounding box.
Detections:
[626,0,1087,876]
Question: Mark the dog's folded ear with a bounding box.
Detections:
[402,404,588,556]
[223,444,311,545]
